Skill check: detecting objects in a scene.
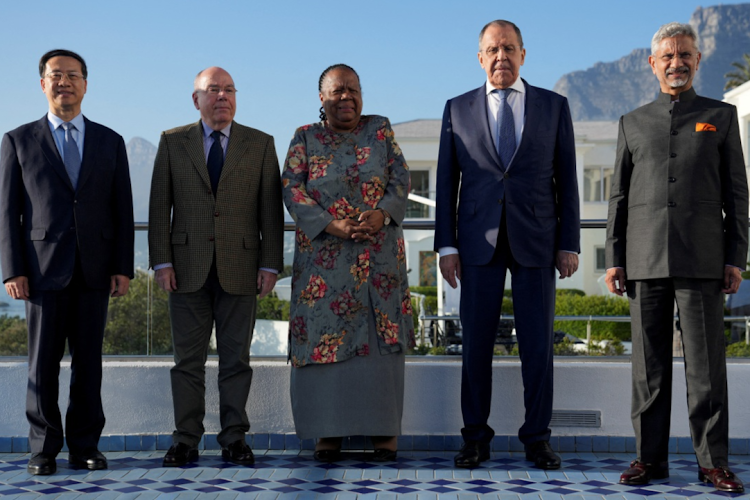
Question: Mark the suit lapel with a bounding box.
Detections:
[182,121,212,190]
[77,117,97,191]
[513,80,541,170]
[31,115,75,191]
[222,122,250,180]
[470,86,503,168]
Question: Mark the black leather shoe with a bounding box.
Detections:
[313,449,342,463]
[163,442,198,467]
[68,449,107,470]
[619,460,669,485]
[454,441,490,468]
[525,441,561,470]
[699,466,744,493]
[27,453,56,475]
[222,440,255,466]
[372,448,397,462]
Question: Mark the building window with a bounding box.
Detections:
[595,247,606,272]
[406,170,430,218]
[584,167,614,202]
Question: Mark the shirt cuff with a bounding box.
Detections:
[260,267,279,274]
[153,263,173,270]
[438,246,458,257]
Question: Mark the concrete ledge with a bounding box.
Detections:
[1,357,749,447]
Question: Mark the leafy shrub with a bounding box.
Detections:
[726,341,750,358]
[553,294,631,341]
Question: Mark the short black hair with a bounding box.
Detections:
[318,64,360,121]
[39,49,88,79]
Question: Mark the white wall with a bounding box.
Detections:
[2,359,749,439]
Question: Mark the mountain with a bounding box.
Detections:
[554,4,750,120]
[126,137,157,222]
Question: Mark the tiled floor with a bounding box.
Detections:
[0,451,747,499]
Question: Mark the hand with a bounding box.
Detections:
[352,210,385,242]
[4,276,29,300]
[257,270,278,299]
[605,267,627,296]
[325,218,360,240]
[155,267,177,292]
[110,274,131,297]
[556,251,579,279]
[439,254,462,289]
[723,265,743,294]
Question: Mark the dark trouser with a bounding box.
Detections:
[628,277,728,468]
[459,223,556,445]
[168,264,256,448]
[26,261,110,455]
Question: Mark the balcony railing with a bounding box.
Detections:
[0,219,748,358]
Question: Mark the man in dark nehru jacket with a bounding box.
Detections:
[0,49,134,475]
[606,22,747,493]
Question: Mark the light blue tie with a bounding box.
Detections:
[61,122,81,189]
[496,88,516,169]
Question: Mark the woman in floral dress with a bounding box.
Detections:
[282,64,414,462]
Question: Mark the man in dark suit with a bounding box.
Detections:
[149,67,283,467]
[0,49,134,475]
[435,20,580,469]
[606,22,747,493]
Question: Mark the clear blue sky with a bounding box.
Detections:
[2,0,747,155]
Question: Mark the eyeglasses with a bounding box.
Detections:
[46,72,84,82]
[200,86,238,96]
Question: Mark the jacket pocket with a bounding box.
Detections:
[171,232,188,245]
[243,236,259,250]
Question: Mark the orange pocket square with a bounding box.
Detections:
[696,122,717,132]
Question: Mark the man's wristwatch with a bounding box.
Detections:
[378,208,391,226]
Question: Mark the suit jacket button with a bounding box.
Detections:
[669,177,676,182]
[209,236,215,241]
[214,212,220,217]
[670,153,677,158]
[671,130,678,135]
[504,172,510,179]
[668,202,676,207]
[498,199,503,204]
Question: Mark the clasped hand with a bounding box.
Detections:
[325,210,385,242]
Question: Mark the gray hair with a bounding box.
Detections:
[478,20,524,50]
[651,22,700,54]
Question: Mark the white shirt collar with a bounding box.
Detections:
[485,77,525,96]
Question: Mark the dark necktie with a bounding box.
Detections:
[61,122,81,189]
[496,88,516,169]
[207,130,224,195]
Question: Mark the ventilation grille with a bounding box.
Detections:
[550,410,601,428]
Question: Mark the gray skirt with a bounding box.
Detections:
[290,315,405,439]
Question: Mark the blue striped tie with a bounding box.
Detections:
[61,122,81,189]
[496,88,516,169]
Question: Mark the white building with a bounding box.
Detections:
[395,119,618,297]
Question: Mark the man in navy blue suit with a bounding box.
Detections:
[435,20,580,469]
[0,49,134,475]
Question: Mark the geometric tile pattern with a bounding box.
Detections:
[0,452,748,499]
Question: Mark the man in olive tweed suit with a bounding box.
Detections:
[605,23,747,492]
[149,67,283,467]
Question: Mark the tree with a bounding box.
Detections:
[103,270,173,355]
[0,314,28,355]
[724,53,750,91]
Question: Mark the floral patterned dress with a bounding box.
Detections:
[282,115,415,369]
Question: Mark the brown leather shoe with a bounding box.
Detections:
[619,460,669,485]
[699,466,745,493]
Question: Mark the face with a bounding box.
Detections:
[192,67,236,130]
[478,24,526,89]
[649,35,701,96]
[319,68,362,133]
[40,56,87,117]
